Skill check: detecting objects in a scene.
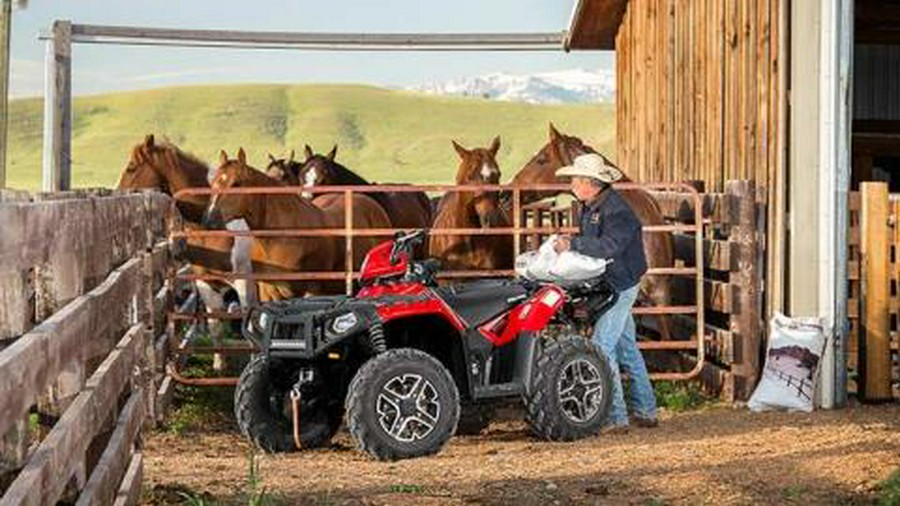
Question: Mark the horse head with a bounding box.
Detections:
[265,151,300,185]
[119,134,212,222]
[451,136,506,227]
[204,148,260,228]
[118,134,169,190]
[295,144,339,195]
[511,123,621,205]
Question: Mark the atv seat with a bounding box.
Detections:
[435,279,530,328]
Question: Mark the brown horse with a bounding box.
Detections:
[292,144,434,230]
[117,136,253,295]
[265,152,299,185]
[118,134,256,369]
[511,124,675,339]
[204,148,392,300]
[429,137,513,271]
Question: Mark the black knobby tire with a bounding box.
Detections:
[525,336,614,441]
[345,348,460,461]
[235,355,342,453]
[455,401,495,436]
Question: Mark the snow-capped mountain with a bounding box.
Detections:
[407,68,615,104]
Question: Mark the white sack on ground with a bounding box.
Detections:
[748,312,828,413]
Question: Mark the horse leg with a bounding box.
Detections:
[195,280,227,372]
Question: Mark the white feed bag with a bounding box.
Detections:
[748,312,827,413]
[514,235,609,285]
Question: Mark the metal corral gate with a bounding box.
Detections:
[165,182,705,385]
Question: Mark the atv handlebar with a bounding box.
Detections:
[389,229,428,264]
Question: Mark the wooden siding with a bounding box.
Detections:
[614,0,783,194]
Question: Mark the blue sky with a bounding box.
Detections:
[9,0,613,97]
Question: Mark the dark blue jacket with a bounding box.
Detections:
[570,189,647,291]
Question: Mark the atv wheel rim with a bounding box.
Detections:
[376,373,441,443]
[557,359,604,424]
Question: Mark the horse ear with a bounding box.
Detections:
[327,145,337,161]
[219,150,229,167]
[144,134,155,148]
[549,123,563,143]
[452,140,468,158]
[237,147,247,166]
[268,153,276,164]
[304,144,314,161]
[489,136,501,157]
[289,149,295,163]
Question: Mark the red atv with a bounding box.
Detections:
[236,229,616,461]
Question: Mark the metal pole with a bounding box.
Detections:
[0,0,11,188]
[41,20,71,192]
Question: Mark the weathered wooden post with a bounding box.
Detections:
[859,181,892,402]
[727,181,761,400]
[41,20,72,192]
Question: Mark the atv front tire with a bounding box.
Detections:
[525,336,613,441]
[346,348,460,461]
[235,355,342,453]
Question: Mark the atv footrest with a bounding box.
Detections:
[472,382,524,400]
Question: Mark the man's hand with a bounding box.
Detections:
[554,235,572,253]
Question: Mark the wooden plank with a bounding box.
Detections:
[112,453,143,506]
[859,182,893,401]
[154,375,175,424]
[0,295,91,438]
[673,278,735,314]
[75,390,145,506]
[648,190,734,224]
[672,234,735,271]
[1,324,144,506]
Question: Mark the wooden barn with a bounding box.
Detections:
[566,0,900,406]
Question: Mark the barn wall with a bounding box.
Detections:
[614,0,784,194]
[854,44,900,121]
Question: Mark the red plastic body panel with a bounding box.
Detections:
[356,237,567,345]
[358,282,467,331]
[479,285,567,346]
[359,240,408,282]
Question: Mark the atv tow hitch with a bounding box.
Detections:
[290,386,303,450]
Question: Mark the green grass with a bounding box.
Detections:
[879,469,900,506]
[653,380,712,412]
[6,83,615,191]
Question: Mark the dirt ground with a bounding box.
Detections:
[142,401,900,505]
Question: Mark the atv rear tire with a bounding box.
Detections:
[525,336,613,441]
[235,355,342,453]
[346,348,460,461]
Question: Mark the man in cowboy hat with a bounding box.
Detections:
[554,153,658,433]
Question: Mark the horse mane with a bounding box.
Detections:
[315,156,370,186]
[146,139,213,188]
[310,156,400,216]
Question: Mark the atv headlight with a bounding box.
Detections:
[247,310,271,334]
[330,312,359,335]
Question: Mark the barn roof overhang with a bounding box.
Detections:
[565,0,628,50]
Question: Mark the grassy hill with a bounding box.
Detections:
[5,84,615,190]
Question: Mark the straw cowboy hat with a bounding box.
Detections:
[555,153,624,183]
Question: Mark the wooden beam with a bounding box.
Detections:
[75,390,145,506]
[0,0,10,189]
[566,0,629,50]
[112,453,143,506]
[727,181,760,400]
[1,324,144,505]
[859,182,892,402]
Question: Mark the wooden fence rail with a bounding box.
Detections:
[0,191,170,505]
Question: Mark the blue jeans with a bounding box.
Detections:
[591,283,657,425]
